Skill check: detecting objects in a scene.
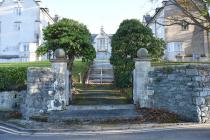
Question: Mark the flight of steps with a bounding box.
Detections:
[48,104,141,123]
[72,89,131,105]
[87,60,114,84]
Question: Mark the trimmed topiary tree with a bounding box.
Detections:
[36,18,96,71]
[111,19,165,88]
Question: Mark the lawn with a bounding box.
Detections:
[0,61,51,67]
[151,61,210,67]
[72,60,90,83]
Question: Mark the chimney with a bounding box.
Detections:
[162,0,168,6]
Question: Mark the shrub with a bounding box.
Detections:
[111,19,165,88]
[0,67,27,91]
[0,61,51,91]
[0,60,89,91]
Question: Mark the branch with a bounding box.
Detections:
[168,0,210,31]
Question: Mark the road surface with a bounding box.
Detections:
[0,126,210,140]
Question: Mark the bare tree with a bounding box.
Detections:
[151,0,210,31]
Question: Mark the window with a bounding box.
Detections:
[23,44,29,52]
[181,21,189,31]
[167,42,183,53]
[0,21,1,33]
[15,6,22,16]
[14,22,21,31]
[35,33,39,42]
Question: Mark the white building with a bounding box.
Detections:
[92,27,112,60]
[0,0,54,63]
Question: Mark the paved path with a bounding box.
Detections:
[0,124,210,140]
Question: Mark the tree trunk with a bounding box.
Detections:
[67,55,75,72]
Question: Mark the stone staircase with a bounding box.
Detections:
[48,104,141,123]
[72,89,131,105]
[87,60,114,84]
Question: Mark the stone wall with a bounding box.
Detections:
[21,67,54,117]
[135,65,210,123]
[22,65,71,118]
[0,91,26,111]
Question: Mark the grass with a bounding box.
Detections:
[151,61,210,67]
[71,60,90,83]
[0,61,51,68]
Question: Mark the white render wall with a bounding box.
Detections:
[149,9,165,40]
[92,28,112,60]
[0,0,54,63]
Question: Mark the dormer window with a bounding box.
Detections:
[181,21,189,31]
[14,22,21,31]
[14,0,23,16]
[0,21,1,33]
[15,6,22,16]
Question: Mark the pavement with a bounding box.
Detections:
[0,122,210,140]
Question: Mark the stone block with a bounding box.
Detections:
[202,117,209,123]
[192,92,200,97]
[147,90,154,96]
[203,88,210,91]
[199,91,210,97]
[196,106,201,116]
[201,106,208,112]
[39,77,50,82]
[178,102,185,107]
[201,112,207,117]
[168,74,176,80]
[195,97,205,105]
[195,76,203,82]
[148,78,153,83]
[205,97,210,104]
[186,69,198,76]
[187,82,193,86]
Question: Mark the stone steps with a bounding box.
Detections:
[72,97,129,105]
[87,59,114,84]
[72,90,131,105]
[48,105,141,123]
[68,104,135,110]
[88,74,114,79]
[88,79,114,84]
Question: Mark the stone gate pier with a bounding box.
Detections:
[21,48,71,118]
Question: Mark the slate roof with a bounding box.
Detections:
[143,15,152,24]
[91,34,113,43]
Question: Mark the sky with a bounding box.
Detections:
[44,0,161,34]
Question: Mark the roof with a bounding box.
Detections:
[91,34,113,43]
[91,34,97,42]
[34,0,55,22]
[143,0,170,26]
[143,15,152,25]
[145,7,164,26]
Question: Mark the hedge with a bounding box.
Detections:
[0,67,27,91]
[0,60,89,91]
[0,61,51,92]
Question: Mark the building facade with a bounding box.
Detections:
[0,0,54,63]
[92,27,112,60]
[144,1,209,61]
